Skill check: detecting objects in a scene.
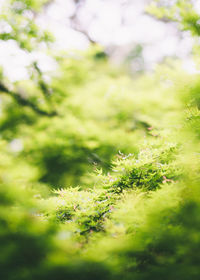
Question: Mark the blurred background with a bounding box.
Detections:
[1,2,200,279]
[0,0,200,190]
[0,0,198,81]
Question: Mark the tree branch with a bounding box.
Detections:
[0,82,57,117]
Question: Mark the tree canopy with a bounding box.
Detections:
[1,0,200,279]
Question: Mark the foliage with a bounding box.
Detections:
[1,1,200,280]
[147,0,200,36]
[0,0,52,51]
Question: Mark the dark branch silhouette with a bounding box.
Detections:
[0,82,57,117]
[70,0,96,44]
[32,62,53,97]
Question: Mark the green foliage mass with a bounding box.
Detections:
[1,0,200,279]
